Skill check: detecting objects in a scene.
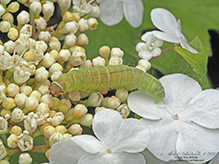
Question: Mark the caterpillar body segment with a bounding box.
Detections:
[49,65,165,102]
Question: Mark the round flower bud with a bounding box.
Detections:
[2,98,16,109]
[0,21,11,33]
[99,46,110,59]
[80,59,92,68]
[38,31,51,43]
[63,133,72,138]
[80,114,93,127]
[23,51,35,62]
[1,109,11,118]
[35,67,49,82]
[68,90,81,101]
[62,11,74,23]
[88,18,98,30]
[58,103,69,114]
[50,112,64,126]
[76,33,89,46]
[20,85,32,96]
[60,98,71,109]
[58,0,71,10]
[7,83,19,97]
[64,33,77,47]
[115,88,128,103]
[0,5,5,17]
[18,153,32,164]
[30,90,41,101]
[87,92,103,107]
[136,59,151,72]
[116,104,130,119]
[101,97,110,107]
[72,104,88,118]
[78,18,89,32]
[35,17,47,31]
[109,57,123,65]
[41,53,55,68]
[7,2,19,13]
[51,97,60,110]
[92,56,105,66]
[43,1,54,18]
[4,40,15,53]
[40,94,54,107]
[68,124,82,136]
[55,125,67,134]
[17,11,30,25]
[72,12,80,22]
[30,1,42,15]
[49,63,63,75]
[70,50,86,66]
[58,49,71,62]
[63,21,79,34]
[15,93,27,107]
[43,125,56,139]
[7,27,19,41]
[11,108,24,123]
[25,95,39,111]
[88,4,101,18]
[107,96,121,109]
[37,40,48,53]
[7,134,18,148]
[51,71,62,81]
[10,125,22,136]
[49,36,61,51]
[111,47,124,58]
[49,132,63,146]
[2,12,14,24]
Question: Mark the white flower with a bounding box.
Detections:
[97,0,144,28]
[47,108,150,164]
[17,130,33,151]
[24,112,38,133]
[72,0,93,16]
[136,32,163,60]
[128,73,219,163]
[151,8,198,54]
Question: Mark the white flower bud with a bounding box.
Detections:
[43,1,54,18]
[63,21,79,34]
[41,53,55,68]
[51,71,62,81]
[0,4,5,17]
[92,56,105,66]
[0,117,8,134]
[68,124,82,136]
[18,153,32,164]
[0,141,7,160]
[35,67,49,82]
[2,98,16,110]
[11,108,24,123]
[78,18,89,32]
[30,90,41,101]
[7,83,19,97]
[0,21,11,33]
[115,88,128,103]
[43,125,56,139]
[24,112,38,133]
[10,125,22,136]
[49,63,63,75]
[50,112,64,126]
[116,104,130,119]
[109,57,123,65]
[40,94,54,107]
[49,37,61,51]
[87,92,103,107]
[58,49,71,62]
[88,4,101,18]
[7,27,19,41]
[107,96,121,109]
[30,1,42,15]
[94,106,105,113]
[64,33,77,47]
[111,48,124,58]
[76,33,89,46]
[36,102,50,114]
[37,40,47,53]
[80,113,93,127]
[17,11,30,25]
[70,50,86,66]
[60,98,71,109]
[17,131,33,151]
[68,90,81,101]
[136,59,151,72]
[14,93,27,107]
[19,24,32,37]
[20,85,32,96]
[4,40,15,53]
[38,31,51,43]
[72,104,87,118]
[58,0,71,10]
[49,132,63,146]
[25,95,39,111]
[7,134,18,148]
[99,46,110,59]
[35,17,47,31]
[88,18,98,30]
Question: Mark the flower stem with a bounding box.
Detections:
[150,44,175,61]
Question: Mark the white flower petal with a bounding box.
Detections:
[180,37,198,54]
[78,152,146,164]
[92,108,123,144]
[181,89,219,129]
[138,50,153,60]
[128,91,169,120]
[159,74,202,114]
[135,42,146,52]
[151,47,162,57]
[99,0,124,26]
[152,31,179,43]
[112,118,150,153]
[151,8,179,35]
[176,122,219,163]
[121,0,144,27]
[49,137,90,164]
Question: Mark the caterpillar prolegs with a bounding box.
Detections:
[49,65,165,103]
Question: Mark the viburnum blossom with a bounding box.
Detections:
[72,0,93,16]
[128,73,219,163]
[151,8,198,54]
[97,0,144,28]
[45,108,150,164]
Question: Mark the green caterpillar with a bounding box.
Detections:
[49,65,165,103]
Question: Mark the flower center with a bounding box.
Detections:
[173,113,179,120]
[107,148,112,154]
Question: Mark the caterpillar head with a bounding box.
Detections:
[49,82,63,97]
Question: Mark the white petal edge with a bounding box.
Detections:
[180,37,198,54]
[152,31,179,43]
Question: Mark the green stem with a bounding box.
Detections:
[150,44,175,61]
